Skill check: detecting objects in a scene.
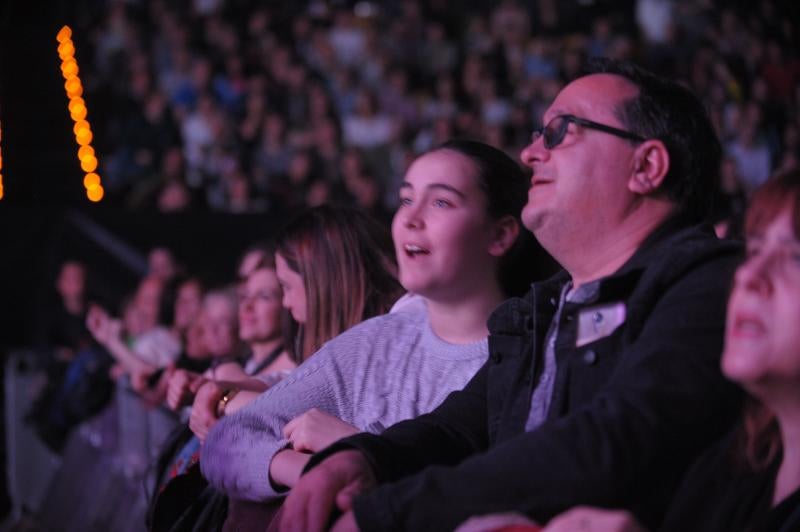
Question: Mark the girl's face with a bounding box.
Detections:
[391,150,510,302]
[276,252,308,324]
[723,209,800,394]
[203,296,238,357]
[239,268,283,343]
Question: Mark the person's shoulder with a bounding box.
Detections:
[644,223,742,281]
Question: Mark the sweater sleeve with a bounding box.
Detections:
[200,339,352,501]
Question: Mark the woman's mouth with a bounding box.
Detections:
[404,243,430,257]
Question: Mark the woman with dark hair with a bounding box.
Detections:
[200,140,551,506]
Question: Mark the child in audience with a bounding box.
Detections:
[200,140,550,505]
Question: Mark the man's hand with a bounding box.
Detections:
[279,450,376,532]
[330,510,360,532]
[283,408,359,453]
[189,380,225,441]
[542,507,648,532]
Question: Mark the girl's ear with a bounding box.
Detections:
[488,215,520,257]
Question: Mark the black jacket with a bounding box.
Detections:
[309,220,744,531]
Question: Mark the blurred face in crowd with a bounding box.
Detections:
[391,149,503,303]
[276,252,308,324]
[134,276,163,331]
[148,247,177,280]
[184,311,210,360]
[519,74,640,251]
[723,209,800,396]
[238,248,267,281]
[56,261,86,302]
[174,279,203,332]
[203,294,238,357]
[239,267,283,344]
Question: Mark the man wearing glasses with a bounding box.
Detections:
[281,59,743,531]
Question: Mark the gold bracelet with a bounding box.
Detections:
[216,388,240,418]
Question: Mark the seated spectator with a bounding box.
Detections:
[189,205,404,443]
[86,275,182,385]
[151,206,401,530]
[280,59,743,531]
[136,275,206,405]
[536,169,800,532]
[200,140,546,514]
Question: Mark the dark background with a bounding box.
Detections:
[0,1,287,349]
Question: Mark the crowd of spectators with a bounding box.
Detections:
[73,0,798,222]
[9,1,800,530]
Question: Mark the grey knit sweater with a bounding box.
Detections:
[200,304,488,501]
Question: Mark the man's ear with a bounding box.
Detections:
[629,139,670,195]
[488,215,520,257]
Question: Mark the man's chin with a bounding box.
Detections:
[521,206,547,233]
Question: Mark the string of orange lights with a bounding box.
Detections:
[0,118,4,200]
[57,25,103,202]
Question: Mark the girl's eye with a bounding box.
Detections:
[399,196,413,206]
[433,198,453,208]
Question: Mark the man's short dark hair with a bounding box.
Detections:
[582,58,721,222]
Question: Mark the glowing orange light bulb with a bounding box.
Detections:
[64,77,82,95]
[70,105,87,121]
[73,120,90,136]
[68,97,85,114]
[58,40,75,60]
[83,173,100,188]
[80,155,98,173]
[61,60,79,79]
[78,145,95,161]
[76,129,93,145]
[57,26,72,43]
[87,184,104,202]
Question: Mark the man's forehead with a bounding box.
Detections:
[544,73,638,123]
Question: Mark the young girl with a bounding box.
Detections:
[200,140,551,502]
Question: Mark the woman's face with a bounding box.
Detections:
[174,280,203,332]
[391,149,508,302]
[276,252,308,324]
[239,268,283,344]
[185,312,210,359]
[723,209,800,393]
[203,296,238,357]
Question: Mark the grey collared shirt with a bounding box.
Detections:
[525,280,599,432]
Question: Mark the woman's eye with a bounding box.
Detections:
[399,197,413,206]
[433,198,452,208]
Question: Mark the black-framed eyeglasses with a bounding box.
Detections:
[531,114,646,149]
